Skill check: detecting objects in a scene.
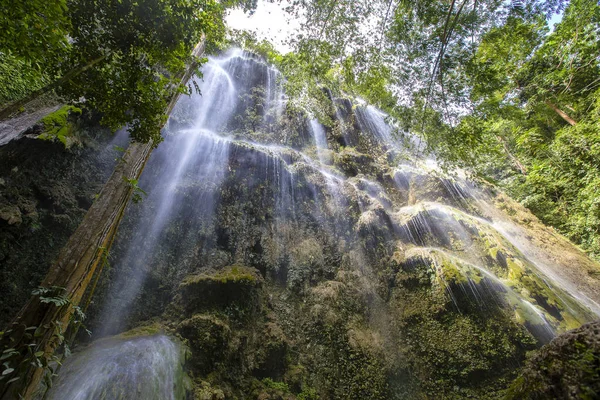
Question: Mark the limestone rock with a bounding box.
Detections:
[507,320,600,399]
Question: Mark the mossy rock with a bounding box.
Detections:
[179,265,263,313]
[355,207,393,239]
[119,321,165,338]
[193,380,226,400]
[287,238,328,291]
[388,252,539,398]
[37,105,82,148]
[253,322,289,379]
[334,147,375,177]
[506,320,600,400]
[400,248,562,342]
[177,314,231,373]
[250,377,295,400]
[0,204,22,225]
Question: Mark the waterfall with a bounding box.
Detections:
[51,48,600,398]
[309,118,328,163]
[47,335,186,400]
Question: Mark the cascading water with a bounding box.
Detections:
[47,335,186,400]
[50,48,600,399]
[309,118,328,163]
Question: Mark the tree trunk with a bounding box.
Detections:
[546,100,577,126]
[0,55,107,121]
[496,135,527,175]
[0,40,204,400]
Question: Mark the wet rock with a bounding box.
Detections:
[177,314,231,373]
[179,265,263,313]
[0,205,22,225]
[334,147,375,177]
[507,320,600,399]
[287,238,325,291]
[253,322,289,379]
[0,123,121,327]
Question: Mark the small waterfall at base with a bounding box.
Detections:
[51,48,600,399]
[47,335,186,400]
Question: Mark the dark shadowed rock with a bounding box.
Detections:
[506,320,600,399]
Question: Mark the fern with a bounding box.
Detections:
[32,286,70,307]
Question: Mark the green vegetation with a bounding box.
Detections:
[0,54,48,106]
[122,177,148,204]
[0,0,257,143]
[0,286,87,390]
[38,106,82,148]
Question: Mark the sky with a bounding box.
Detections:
[548,10,564,32]
[226,1,565,53]
[226,0,301,54]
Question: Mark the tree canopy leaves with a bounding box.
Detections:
[0,0,257,143]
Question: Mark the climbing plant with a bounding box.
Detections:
[0,286,87,391]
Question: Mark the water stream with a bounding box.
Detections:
[47,335,186,400]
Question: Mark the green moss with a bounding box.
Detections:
[119,322,164,338]
[262,378,290,392]
[38,105,82,148]
[181,265,259,286]
[178,266,264,321]
[437,258,471,285]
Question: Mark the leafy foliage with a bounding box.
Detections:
[123,177,148,204]
[448,0,600,259]
[0,286,88,390]
[0,0,70,70]
[1,0,257,143]
[0,54,49,106]
[31,286,71,307]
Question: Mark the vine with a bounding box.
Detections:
[0,286,88,390]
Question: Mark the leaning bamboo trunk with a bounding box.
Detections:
[0,40,204,400]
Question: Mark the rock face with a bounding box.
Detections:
[0,116,124,327]
[6,49,600,399]
[507,320,600,399]
[179,266,263,312]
